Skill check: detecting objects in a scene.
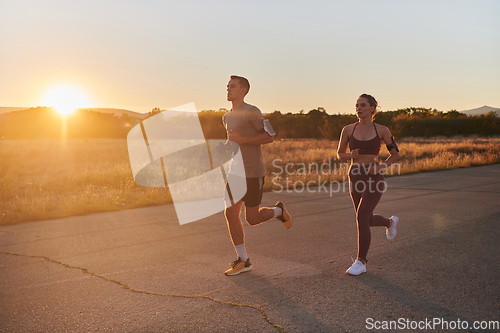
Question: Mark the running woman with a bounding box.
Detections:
[337,94,400,275]
[218,75,292,276]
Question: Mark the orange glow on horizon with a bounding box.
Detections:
[41,85,91,116]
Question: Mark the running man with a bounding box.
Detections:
[218,75,292,276]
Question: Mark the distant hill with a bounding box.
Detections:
[459,105,500,116]
[0,107,142,139]
[0,107,30,114]
[0,107,149,119]
[76,108,149,119]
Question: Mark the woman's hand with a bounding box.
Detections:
[350,149,360,159]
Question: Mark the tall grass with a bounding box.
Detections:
[1,137,499,225]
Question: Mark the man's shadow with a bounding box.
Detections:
[228,272,345,332]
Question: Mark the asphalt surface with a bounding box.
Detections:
[1,165,500,332]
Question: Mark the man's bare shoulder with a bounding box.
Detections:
[222,110,230,123]
[242,103,263,117]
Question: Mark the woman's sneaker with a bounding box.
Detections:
[346,259,366,275]
[386,216,399,240]
[224,257,252,276]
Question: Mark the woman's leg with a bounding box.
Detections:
[368,174,391,227]
[349,172,370,262]
[350,179,362,212]
[355,174,388,260]
[369,214,391,227]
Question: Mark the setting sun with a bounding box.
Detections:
[42,85,91,116]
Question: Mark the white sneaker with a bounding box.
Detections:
[386,216,399,240]
[346,259,366,275]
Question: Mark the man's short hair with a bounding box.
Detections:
[230,75,250,95]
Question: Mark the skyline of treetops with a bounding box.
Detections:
[0,106,498,140]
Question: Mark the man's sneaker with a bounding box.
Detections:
[346,259,367,276]
[224,257,252,276]
[386,216,399,240]
[275,201,292,229]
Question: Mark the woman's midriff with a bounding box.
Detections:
[351,155,378,164]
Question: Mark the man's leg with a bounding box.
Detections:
[224,200,254,276]
[224,177,292,275]
[225,200,245,247]
[244,177,292,228]
[245,205,275,226]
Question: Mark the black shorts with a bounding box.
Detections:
[242,177,265,207]
[226,176,264,208]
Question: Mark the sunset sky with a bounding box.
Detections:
[1,0,499,114]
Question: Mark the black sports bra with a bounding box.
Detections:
[348,123,381,155]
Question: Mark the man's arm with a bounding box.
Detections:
[228,130,273,145]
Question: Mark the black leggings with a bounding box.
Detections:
[349,164,391,261]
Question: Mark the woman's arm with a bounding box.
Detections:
[371,125,400,174]
[337,125,358,161]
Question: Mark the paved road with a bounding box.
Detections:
[1,165,500,332]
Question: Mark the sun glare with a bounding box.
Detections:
[42,85,90,116]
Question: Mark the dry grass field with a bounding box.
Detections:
[0,139,171,225]
[1,137,499,225]
[265,137,500,190]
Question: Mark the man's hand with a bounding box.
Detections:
[228,130,247,145]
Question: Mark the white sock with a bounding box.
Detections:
[234,243,248,262]
[272,207,282,218]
